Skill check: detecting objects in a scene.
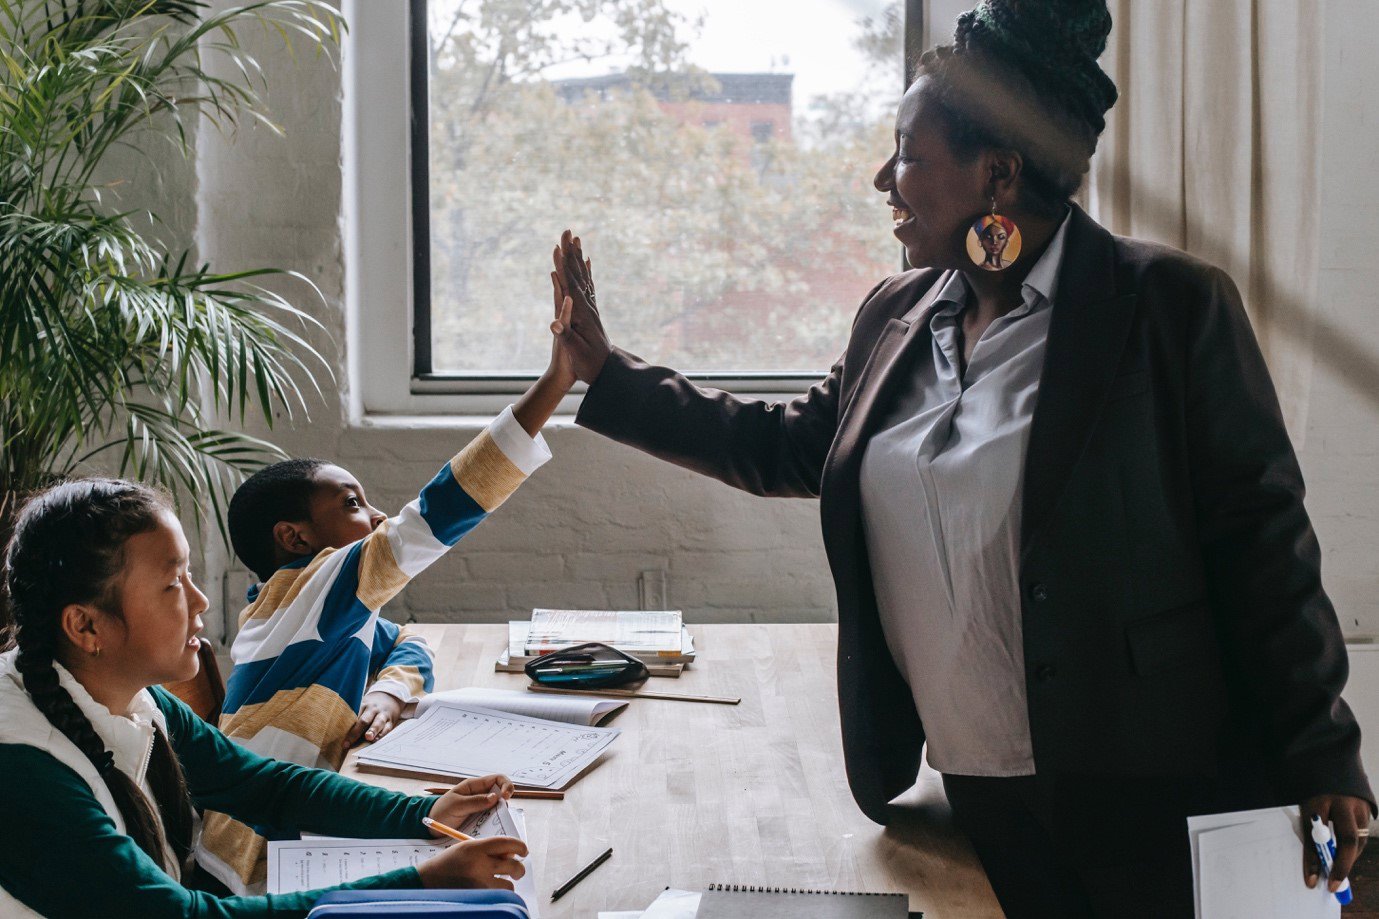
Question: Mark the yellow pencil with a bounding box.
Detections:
[422,816,474,842]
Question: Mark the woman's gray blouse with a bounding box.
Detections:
[858,212,1070,777]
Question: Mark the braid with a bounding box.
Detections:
[147,725,194,866]
[17,638,171,864]
[4,479,193,871]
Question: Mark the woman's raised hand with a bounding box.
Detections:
[415,835,528,891]
[550,229,612,384]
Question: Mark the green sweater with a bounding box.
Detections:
[0,687,433,918]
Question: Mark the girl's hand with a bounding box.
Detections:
[551,229,612,384]
[427,774,516,827]
[415,836,528,890]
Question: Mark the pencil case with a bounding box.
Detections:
[306,889,530,918]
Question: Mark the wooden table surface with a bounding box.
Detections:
[341,623,1003,918]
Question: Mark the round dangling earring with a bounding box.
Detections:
[965,195,1022,272]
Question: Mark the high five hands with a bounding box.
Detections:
[550,229,612,385]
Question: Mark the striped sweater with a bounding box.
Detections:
[197,407,551,894]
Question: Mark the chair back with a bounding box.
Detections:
[162,638,226,723]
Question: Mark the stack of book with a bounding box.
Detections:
[496,608,695,677]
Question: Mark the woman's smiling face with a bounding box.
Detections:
[873,76,990,270]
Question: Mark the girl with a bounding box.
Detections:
[0,478,527,917]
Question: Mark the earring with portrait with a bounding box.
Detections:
[966,196,1022,271]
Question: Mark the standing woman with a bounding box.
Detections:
[548,0,1373,914]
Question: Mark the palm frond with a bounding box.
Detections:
[0,0,346,539]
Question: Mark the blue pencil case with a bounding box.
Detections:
[306,889,530,918]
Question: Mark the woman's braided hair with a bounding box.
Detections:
[918,0,1118,215]
[3,479,193,870]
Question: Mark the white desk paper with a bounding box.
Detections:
[267,837,441,894]
[1188,806,1339,919]
[268,802,539,916]
[597,888,703,919]
[416,687,626,726]
[357,703,620,788]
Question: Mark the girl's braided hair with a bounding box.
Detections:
[3,479,193,870]
[917,0,1118,216]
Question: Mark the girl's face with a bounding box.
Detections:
[96,510,208,690]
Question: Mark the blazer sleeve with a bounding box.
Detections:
[1185,267,1374,811]
[572,278,899,497]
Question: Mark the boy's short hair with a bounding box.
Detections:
[229,458,330,581]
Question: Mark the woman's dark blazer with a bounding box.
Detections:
[575,204,1374,824]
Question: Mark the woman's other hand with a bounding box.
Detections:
[1301,793,1371,891]
[427,774,516,827]
[551,228,611,384]
[415,836,528,890]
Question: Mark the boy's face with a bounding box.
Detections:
[278,464,386,559]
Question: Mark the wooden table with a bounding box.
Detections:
[341,623,1003,917]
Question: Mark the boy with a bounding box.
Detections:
[197,288,577,894]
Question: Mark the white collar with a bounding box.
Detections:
[49,657,164,785]
[1021,206,1073,306]
[930,206,1074,319]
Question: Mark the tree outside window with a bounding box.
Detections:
[422,0,904,375]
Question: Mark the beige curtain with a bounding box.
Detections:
[1088,0,1321,443]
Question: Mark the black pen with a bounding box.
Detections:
[550,846,613,901]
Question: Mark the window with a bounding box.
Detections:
[410,0,921,386]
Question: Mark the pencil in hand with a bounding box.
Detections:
[422,816,474,842]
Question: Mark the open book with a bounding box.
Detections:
[358,697,621,789]
[415,687,627,726]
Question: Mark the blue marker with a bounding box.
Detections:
[1310,814,1354,906]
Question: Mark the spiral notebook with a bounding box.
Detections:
[697,883,913,918]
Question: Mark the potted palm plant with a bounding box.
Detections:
[0,0,342,612]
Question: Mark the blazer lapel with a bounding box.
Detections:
[1021,205,1138,550]
[834,272,953,469]
[822,272,952,577]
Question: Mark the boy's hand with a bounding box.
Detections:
[416,836,528,891]
[427,774,516,827]
[546,270,577,391]
[346,691,406,746]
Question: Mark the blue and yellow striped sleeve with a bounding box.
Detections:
[353,405,552,613]
[366,620,434,703]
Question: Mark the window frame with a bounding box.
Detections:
[347,0,924,415]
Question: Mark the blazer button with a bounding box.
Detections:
[1035,663,1057,682]
[1029,582,1049,603]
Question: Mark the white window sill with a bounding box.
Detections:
[356,412,586,432]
